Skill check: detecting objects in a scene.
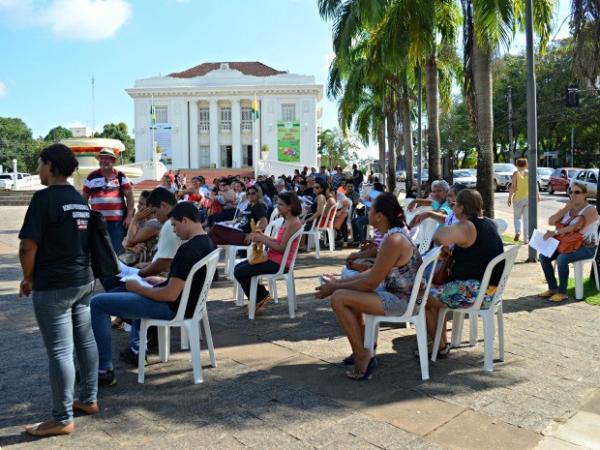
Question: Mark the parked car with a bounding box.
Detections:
[453,169,477,188]
[570,169,598,198]
[395,170,406,182]
[493,163,517,191]
[0,172,37,190]
[536,167,554,191]
[548,167,582,195]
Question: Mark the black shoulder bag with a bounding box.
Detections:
[89,210,120,279]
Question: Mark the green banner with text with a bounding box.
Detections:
[277,121,301,162]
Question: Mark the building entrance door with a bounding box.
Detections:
[243,145,253,167]
[220,145,232,168]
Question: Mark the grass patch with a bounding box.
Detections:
[502,234,524,245]
[567,277,600,305]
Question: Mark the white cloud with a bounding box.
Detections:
[0,81,6,98]
[0,0,132,41]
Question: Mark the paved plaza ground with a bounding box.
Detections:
[1,205,599,449]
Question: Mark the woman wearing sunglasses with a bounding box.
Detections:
[539,182,599,302]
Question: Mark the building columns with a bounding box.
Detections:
[188,100,199,168]
[209,99,219,168]
[231,99,241,168]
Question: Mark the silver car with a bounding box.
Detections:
[536,167,553,192]
[453,169,477,188]
[493,163,517,191]
[570,169,598,198]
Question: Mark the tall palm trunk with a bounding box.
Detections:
[400,87,413,192]
[378,123,386,185]
[386,89,396,193]
[472,40,495,218]
[426,54,442,182]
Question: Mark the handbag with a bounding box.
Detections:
[555,213,585,254]
[432,248,453,285]
[89,210,120,279]
[247,219,268,265]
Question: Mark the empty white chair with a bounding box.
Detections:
[236,227,304,320]
[302,204,338,258]
[432,245,519,372]
[137,248,221,384]
[363,247,442,381]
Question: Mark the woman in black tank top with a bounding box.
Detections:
[424,190,504,355]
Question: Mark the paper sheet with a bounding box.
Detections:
[119,274,154,288]
[529,229,559,258]
[117,262,139,278]
[214,222,242,231]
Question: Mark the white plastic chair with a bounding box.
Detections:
[413,218,438,255]
[302,203,338,258]
[431,245,519,372]
[235,227,304,320]
[269,207,280,223]
[493,218,508,235]
[137,248,221,384]
[363,247,442,381]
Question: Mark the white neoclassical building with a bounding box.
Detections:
[126,62,323,173]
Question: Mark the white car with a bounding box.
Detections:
[536,167,553,191]
[570,168,598,199]
[493,163,517,191]
[453,169,477,188]
[0,172,39,190]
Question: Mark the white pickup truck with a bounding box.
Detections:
[0,173,41,190]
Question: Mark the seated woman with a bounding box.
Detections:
[539,182,599,302]
[234,191,303,312]
[300,181,336,249]
[316,193,423,380]
[120,190,162,265]
[182,176,205,204]
[425,189,504,356]
[208,185,268,246]
[351,182,384,244]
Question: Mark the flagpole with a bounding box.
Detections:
[151,94,156,162]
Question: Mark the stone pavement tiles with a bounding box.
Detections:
[1,206,599,449]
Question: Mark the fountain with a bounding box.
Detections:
[60,138,144,189]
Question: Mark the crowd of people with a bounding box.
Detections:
[17,143,598,436]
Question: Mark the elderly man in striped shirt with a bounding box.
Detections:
[82,148,135,253]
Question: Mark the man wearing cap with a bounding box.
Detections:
[82,148,134,253]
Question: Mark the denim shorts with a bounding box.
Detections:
[376,289,409,316]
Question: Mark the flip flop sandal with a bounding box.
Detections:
[25,421,74,437]
[345,358,377,381]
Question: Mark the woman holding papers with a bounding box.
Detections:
[539,182,598,302]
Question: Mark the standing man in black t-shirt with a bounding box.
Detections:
[352,164,364,193]
[19,144,98,437]
[90,202,215,387]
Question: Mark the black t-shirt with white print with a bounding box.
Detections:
[238,202,268,234]
[19,185,93,291]
[162,234,215,317]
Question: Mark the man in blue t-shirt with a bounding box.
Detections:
[407,179,453,217]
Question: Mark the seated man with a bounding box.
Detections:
[90,202,215,387]
[407,179,453,217]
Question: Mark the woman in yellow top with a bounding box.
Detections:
[508,158,539,243]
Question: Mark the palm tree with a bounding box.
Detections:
[570,0,600,87]
[462,0,554,217]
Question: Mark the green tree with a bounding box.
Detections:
[0,117,41,172]
[318,128,359,169]
[461,0,554,217]
[44,126,72,142]
[96,122,135,163]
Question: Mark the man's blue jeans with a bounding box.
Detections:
[539,246,595,294]
[90,292,175,370]
[32,281,97,425]
[351,215,369,243]
[105,220,125,253]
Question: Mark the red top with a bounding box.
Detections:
[83,168,132,222]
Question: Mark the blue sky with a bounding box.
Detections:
[0,0,571,155]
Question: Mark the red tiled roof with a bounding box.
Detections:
[169,62,287,78]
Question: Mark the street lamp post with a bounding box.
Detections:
[525,0,538,262]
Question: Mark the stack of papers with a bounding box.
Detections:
[117,262,153,288]
[528,229,559,258]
